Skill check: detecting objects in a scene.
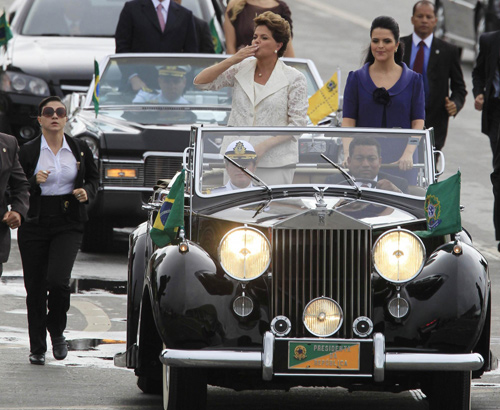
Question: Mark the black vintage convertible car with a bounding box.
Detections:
[114,125,496,410]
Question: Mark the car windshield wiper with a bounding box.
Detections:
[320,153,361,196]
[223,155,272,196]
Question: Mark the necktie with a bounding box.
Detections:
[413,41,425,74]
[157,4,166,32]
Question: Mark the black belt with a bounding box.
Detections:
[39,195,73,217]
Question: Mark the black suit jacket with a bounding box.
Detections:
[472,30,500,135]
[18,135,99,225]
[326,171,409,193]
[0,134,29,263]
[115,0,198,53]
[402,35,467,148]
[195,16,214,53]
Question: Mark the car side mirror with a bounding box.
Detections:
[434,150,445,177]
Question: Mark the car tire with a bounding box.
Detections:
[424,371,472,410]
[163,364,207,410]
[81,218,114,252]
[137,374,162,395]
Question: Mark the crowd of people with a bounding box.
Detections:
[1,0,499,366]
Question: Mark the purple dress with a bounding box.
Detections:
[343,63,425,182]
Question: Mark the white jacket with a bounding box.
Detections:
[196,58,308,127]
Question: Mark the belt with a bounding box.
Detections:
[39,195,73,217]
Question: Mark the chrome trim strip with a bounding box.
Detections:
[160,349,261,369]
[262,332,274,381]
[373,333,385,382]
[113,351,127,367]
[385,352,484,371]
[273,373,373,378]
[101,186,151,192]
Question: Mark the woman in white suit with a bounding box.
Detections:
[194,11,308,184]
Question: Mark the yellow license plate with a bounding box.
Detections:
[288,341,360,370]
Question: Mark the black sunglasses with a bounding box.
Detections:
[41,107,67,118]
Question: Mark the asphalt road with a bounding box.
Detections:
[0,0,499,409]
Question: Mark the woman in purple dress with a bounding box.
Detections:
[342,16,425,181]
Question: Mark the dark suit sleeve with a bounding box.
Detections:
[115,2,133,53]
[80,142,99,204]
[196,18,214,53]
[183,13,199,53]
[7,138,29,220]
[472,33,488,98]
[448,45,467,114]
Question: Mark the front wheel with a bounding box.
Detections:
[424,371,471,410]
[163,364,207,410]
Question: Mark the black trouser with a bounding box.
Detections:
[487,99,500,240]
[18,201,83,354]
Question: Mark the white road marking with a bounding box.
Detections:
[71,300,112,332]
[294,0,372,29]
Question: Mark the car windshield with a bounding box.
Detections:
[88,56,321,126]
[21,0,126,37]
[195,128,431,198]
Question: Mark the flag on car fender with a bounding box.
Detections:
[0,11,13,48]
[307,70,340,125]
[416,171,462,238]
[92,59,100,117]
[150,170,185,247]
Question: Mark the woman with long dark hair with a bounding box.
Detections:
[342,16,425,174]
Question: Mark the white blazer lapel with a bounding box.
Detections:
[234,59,256,103]
[254,59,288,106]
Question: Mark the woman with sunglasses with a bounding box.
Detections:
[17,96,99,366]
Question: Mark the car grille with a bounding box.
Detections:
[101,156,183,188]
[272,228,372,339]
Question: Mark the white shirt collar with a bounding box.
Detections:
[41,134,71,153]
[152,0,170,11]
[412,32,433,48]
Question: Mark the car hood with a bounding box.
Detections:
[207,197,418,229]
[8,35,114,80]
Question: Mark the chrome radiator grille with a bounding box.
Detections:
[272,228,372,339]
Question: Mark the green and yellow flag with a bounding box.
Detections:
[210,16,223,54]
[416,171,462,238]
[92,59,100,117]
[150,170,185,247]
[307,70,340,125]
[0,11,13,48]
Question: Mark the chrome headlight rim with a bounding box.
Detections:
[1,71,50,97]
[218,226,271,282]
[302,296,343,337]
[372,228,426,284]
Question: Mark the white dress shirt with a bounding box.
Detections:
[152,0,170,23]
[35,136,78,196]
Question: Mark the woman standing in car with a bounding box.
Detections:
[17,96,99,366]
[194,11,307,184]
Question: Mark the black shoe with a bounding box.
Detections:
[52,336,68,360]
[29,353,45,365]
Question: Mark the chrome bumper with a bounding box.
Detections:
[159,332,484,382]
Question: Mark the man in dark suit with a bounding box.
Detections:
[115,0,198,53]
[115,0,199,91]
[0,133,29,277]
[326,136,409,194]
[401,0,467,151]
[472,29,500,248]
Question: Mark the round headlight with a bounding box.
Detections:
[219,227,271,281]
[303,297,343,337]
[373,229,425,284]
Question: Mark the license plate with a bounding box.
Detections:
[288,341,360,370]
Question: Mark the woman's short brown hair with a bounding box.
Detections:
[254,11,291,58]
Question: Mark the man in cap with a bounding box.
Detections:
[212,140,258,193]
[133,65,190,104]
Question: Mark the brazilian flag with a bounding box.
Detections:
[0,11,13,48]
[416,171,462,238]
[209,16,223,54]
[92,59,100,117]
[150,170,185,247]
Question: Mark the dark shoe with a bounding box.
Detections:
[29,353,45,365]
[52,336,68,360]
